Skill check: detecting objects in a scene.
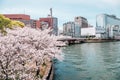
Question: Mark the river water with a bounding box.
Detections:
[54,42,120,80]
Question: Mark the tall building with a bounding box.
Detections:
[74,16,88,28]
[39,17,58,35]
[3,14,40,28]
[96,14,120,39]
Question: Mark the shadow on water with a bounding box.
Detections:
[54,42,120,80]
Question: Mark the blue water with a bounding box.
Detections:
[54,42,120,80]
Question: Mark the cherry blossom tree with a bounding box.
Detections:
[0,27,63,80]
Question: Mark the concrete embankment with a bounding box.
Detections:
[42,61,54,80]
[58,37,120,45]
[84,39,120,43]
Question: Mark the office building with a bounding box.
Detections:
[96,14,120,39]
[74,16,88,28]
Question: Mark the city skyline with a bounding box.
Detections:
[1,0,120,30]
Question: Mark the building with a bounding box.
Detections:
[74,16,88,28]
[81,27,96,38]
[39,17,58,35]
[96,14,120,39]
[3,14,30,20]
[63,21,81,38]
[3,14,40,28]
[63,22,75,37]
[63,16,91,38]
[63,16,92,38]
[3,13,58,35]
[74,22,81,37]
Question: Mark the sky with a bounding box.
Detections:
[0,0,120,30]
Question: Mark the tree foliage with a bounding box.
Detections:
[0,27,63,80]
[0,15,11,34]
[0,14,25,35]
[10,20,24,28]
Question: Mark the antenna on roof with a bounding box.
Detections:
[24,9,25,14]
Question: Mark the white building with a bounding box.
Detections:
[81,27,96,38]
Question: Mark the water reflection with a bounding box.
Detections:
[54,42,120,80]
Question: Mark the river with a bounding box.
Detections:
[54,42,120,80]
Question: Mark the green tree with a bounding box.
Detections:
[10,20,25,28]
[0,14,25,35]
[0,15,11,34]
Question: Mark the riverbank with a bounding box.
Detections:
[84,39,120,43]
[42,61,54,80]
[58,38,120,45]
[60,39,120,45]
